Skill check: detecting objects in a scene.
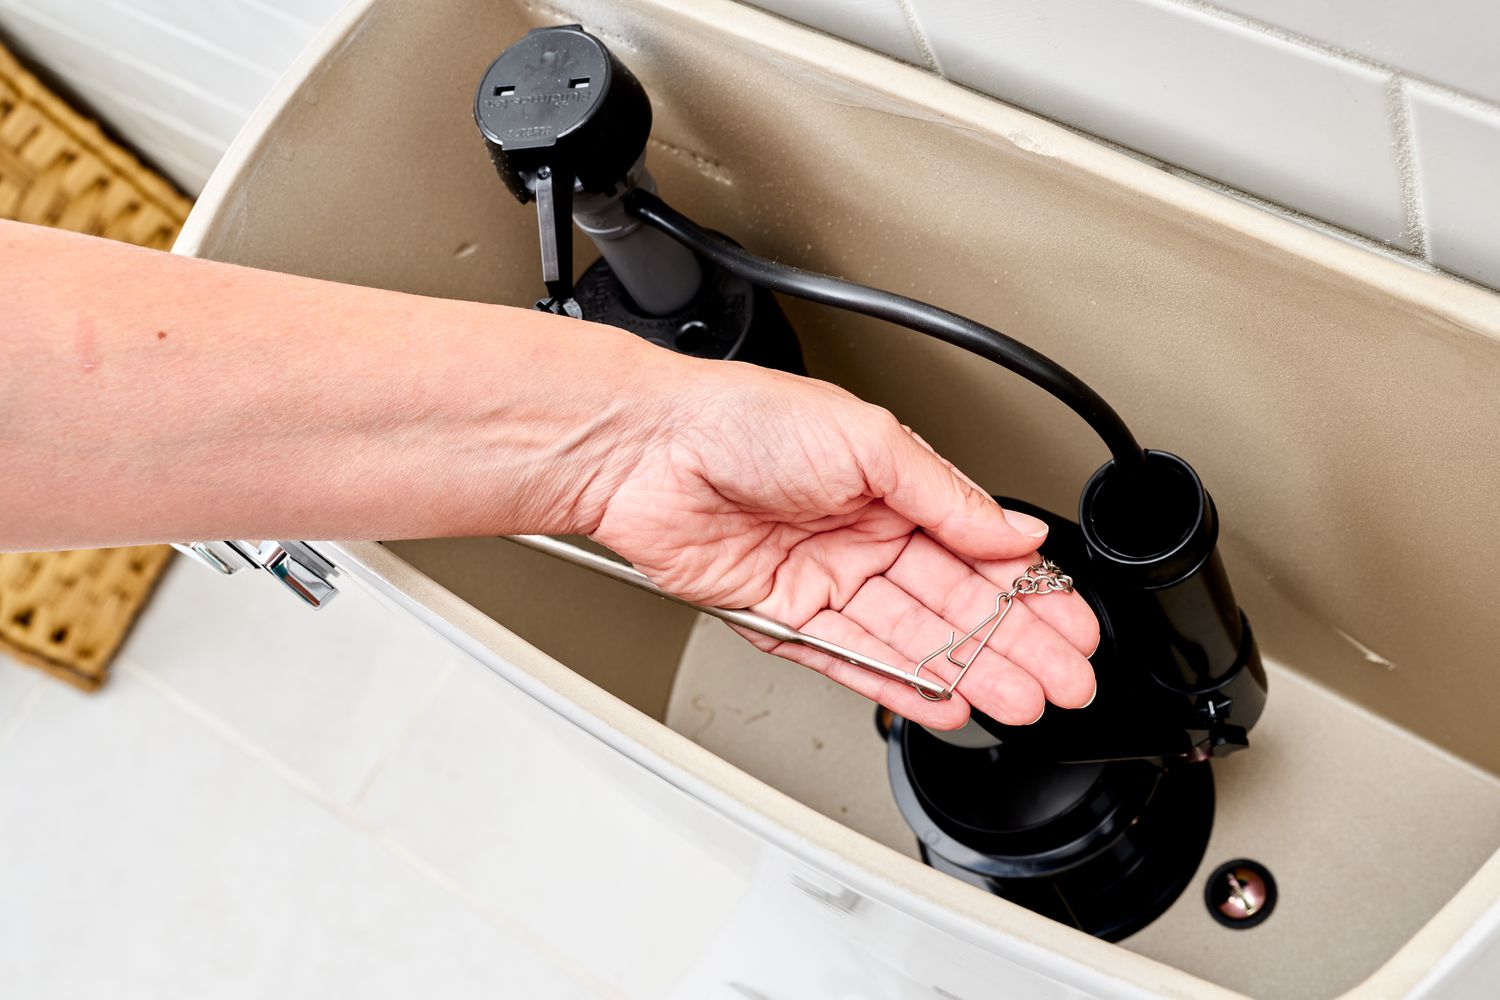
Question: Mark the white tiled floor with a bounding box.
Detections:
[0,558,610,999]
[118,560,462,804]
[359,659,748,998]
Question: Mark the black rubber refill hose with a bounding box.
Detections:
[624,189,1147,474]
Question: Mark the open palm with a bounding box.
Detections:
[591,364,1098,730]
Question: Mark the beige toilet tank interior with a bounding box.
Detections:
[180,1,1500,997]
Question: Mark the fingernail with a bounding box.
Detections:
[1081,683,1098,709]
[1004,509,1049,539]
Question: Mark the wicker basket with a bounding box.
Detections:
[0,548,176,690]
[0,42,191,245]
[1,40,190,690]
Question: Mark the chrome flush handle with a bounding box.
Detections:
[173,539,340,609]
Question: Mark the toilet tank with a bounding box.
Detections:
[173,1,1500,997]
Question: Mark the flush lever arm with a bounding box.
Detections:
[533,164,580,317]
[502,534,952,699]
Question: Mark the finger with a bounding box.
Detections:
[888,426,1095,655]
[841,575,1047,726]
[902,426,988,496]
[728,612,971,730]
[951,548,1102,656]
[857,412,1048,562]
[885,534,1096,708]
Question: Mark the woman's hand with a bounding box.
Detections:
[0,217,1096,729]
[587,360,1099,730]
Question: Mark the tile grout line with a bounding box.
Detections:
[117,660,620,998]
[1164,0,1500,112]
[890,0,1495,290]
[1161,160,1500,291]
[118,659,372,814]
[346,657,460,810]
[0,0,256,118]
[227,0,325,34]
[368,829,632,999]
[1165,163,1424,262]
[1029,96,1500,289]
[1165,0,1404,72]
[108,1,284,82]
[1042,114,1443,269]
[56,60,239,150]
[1387,77,1431,259]
[892,0,943,76]
[900,35,1461,282]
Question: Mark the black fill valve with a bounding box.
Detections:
[474,26,803,371]
[475,25,651,315]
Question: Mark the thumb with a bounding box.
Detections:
[862,416,1048,560]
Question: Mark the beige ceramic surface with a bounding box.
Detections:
[175,0,1500,996]
[665,618,1500,998]
[667,617,923,863]
[388,536,694,720]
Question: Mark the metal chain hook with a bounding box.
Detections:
[912,559,1075,702]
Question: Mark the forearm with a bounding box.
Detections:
[1,221,681,550]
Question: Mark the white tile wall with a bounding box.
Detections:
[1407,86,1500,290]
[743,0,927,67]
[1,0,1499,281]
[1209,0,1500,107]
[250,0,346,22]
[749,0,1500,286]
[0,0,332,192]
[913,0,1408,245]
